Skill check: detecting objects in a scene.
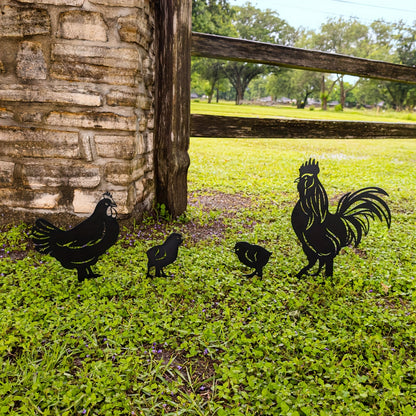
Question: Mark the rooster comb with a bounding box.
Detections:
[299,158,320,176]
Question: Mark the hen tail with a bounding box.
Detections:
[336,187,391,247]
[31,218,62,255]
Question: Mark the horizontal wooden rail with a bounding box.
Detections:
[191,114,416,138]
[192,32,416,84]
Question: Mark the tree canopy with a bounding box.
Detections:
[191,0,416,110]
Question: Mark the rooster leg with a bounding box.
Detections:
[310,259,324,276]
[324,258,334,277]
[296,256,318,278]
[244,270,257,278]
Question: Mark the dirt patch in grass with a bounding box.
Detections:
[188,191,252,212]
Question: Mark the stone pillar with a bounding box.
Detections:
[0,0,156,217]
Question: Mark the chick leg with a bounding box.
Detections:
[76,267,88,283]
[89,266,102,278]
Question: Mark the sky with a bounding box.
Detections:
[229,0,416,31]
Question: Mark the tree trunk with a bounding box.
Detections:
[339,76,345,109]
[321,75,328,110]
[155,0,191,218]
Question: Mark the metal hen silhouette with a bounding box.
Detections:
[146,233,183,277]
[31,192,119,282]
[234,241,272,278]
[291,159,391,278]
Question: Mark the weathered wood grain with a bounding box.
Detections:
[191,114,416,138]
[192,32,416,84]
[155,0,191,217]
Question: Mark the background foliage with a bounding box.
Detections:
[192,0,416,110]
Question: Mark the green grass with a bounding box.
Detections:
[1,137,416,415]
[191,100,416,123]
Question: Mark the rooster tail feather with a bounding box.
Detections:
[336,187,391,246]
[31,218,61,254]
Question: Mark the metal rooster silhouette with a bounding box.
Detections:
[31,192,119,282]
[291,159,391,278]
[146,233,183,277]
[234,241,272,278]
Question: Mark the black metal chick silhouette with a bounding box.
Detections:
[31,192,119,282]
[234,241,272,278]
[291,159,391,278]
[146,233,183,277]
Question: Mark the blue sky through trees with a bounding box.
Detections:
[230,0,416,30]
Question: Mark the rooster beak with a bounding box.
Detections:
[294,177,300,183]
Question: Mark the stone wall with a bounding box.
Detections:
[0,0,155,217]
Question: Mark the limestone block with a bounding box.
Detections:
[0,127,80,158]
[0,6,51,38]
[118,13,152,49]
[16,111,44,124]
[73,188,134,215]
[17,0,83,6]
[137,94,152,110]
[104,158,145,186]
[79,133,94,162]
[0,107,13,119]
[52,43,140,69]
[72,190,98,213]
[106,90,137,107]
[89,0,146,7]
[16,41,47,80]
[22,163,100,189]
[0,85,102,106]
[58,11,108,42]
[51,62,137,86]
[0,161,15,187]
[46,111,136,131]
[0,189,60,209]
[94,134,137,159]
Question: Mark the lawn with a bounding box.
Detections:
[1,134,416,414]
[191,100,416,123]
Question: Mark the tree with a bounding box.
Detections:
[266,68,321,108]
[191,0,235,102]
[309,18,371,109]
[382,21,416,110]
[224,2,297,104]
[192,0,234,34]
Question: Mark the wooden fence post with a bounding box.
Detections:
[154,0,191,218]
